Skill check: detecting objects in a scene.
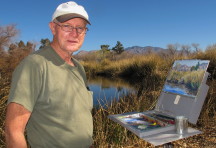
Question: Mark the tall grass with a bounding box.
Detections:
[84,51,216,147]
[92,91,161,147]
[82,54,170,78]
[1,47,216,147]
[92,80,216,147]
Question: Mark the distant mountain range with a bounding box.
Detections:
[76,46,166,55]
[124,46,165,54]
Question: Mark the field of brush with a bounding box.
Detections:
[1,47,216,147]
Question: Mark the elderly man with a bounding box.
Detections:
[5,1,93,148]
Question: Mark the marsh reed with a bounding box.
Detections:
[1,48,216,147]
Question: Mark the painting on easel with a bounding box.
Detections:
[162,60,209,98]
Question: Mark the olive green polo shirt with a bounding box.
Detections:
[8,46,93,148]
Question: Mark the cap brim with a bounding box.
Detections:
[56,13,91,25]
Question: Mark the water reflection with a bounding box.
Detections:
[87,76,136,106]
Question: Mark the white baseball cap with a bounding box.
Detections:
[52,1,90,24]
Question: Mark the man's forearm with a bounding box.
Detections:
[5,103,31,148]
[6,131,28,148]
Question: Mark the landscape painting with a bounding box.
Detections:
[162,60,209,98]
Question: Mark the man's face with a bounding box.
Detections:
[50,18,87,54]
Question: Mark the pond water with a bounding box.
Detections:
[87,76,137,107]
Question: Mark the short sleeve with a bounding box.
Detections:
[7,56,42,112]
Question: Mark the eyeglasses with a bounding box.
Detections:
[54,22,88,34]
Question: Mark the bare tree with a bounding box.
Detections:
[180,45,191,56]
[206,44,216,50]
[0,24,19,74]
[0,24,19,51]
[167,43,179,56]
[192,43,201,53]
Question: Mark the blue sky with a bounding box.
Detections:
[1,0,216,51]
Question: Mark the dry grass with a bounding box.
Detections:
[0,73,10,147]
[92,80,216,148]
[1,49,216,147]
[1,79,215,147]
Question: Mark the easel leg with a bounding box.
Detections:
[163,142,174,148]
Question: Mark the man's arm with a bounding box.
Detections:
[5,102,31,148]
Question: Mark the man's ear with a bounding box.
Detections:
[49,22,56,35]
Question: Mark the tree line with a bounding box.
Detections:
[1,23,216,76]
